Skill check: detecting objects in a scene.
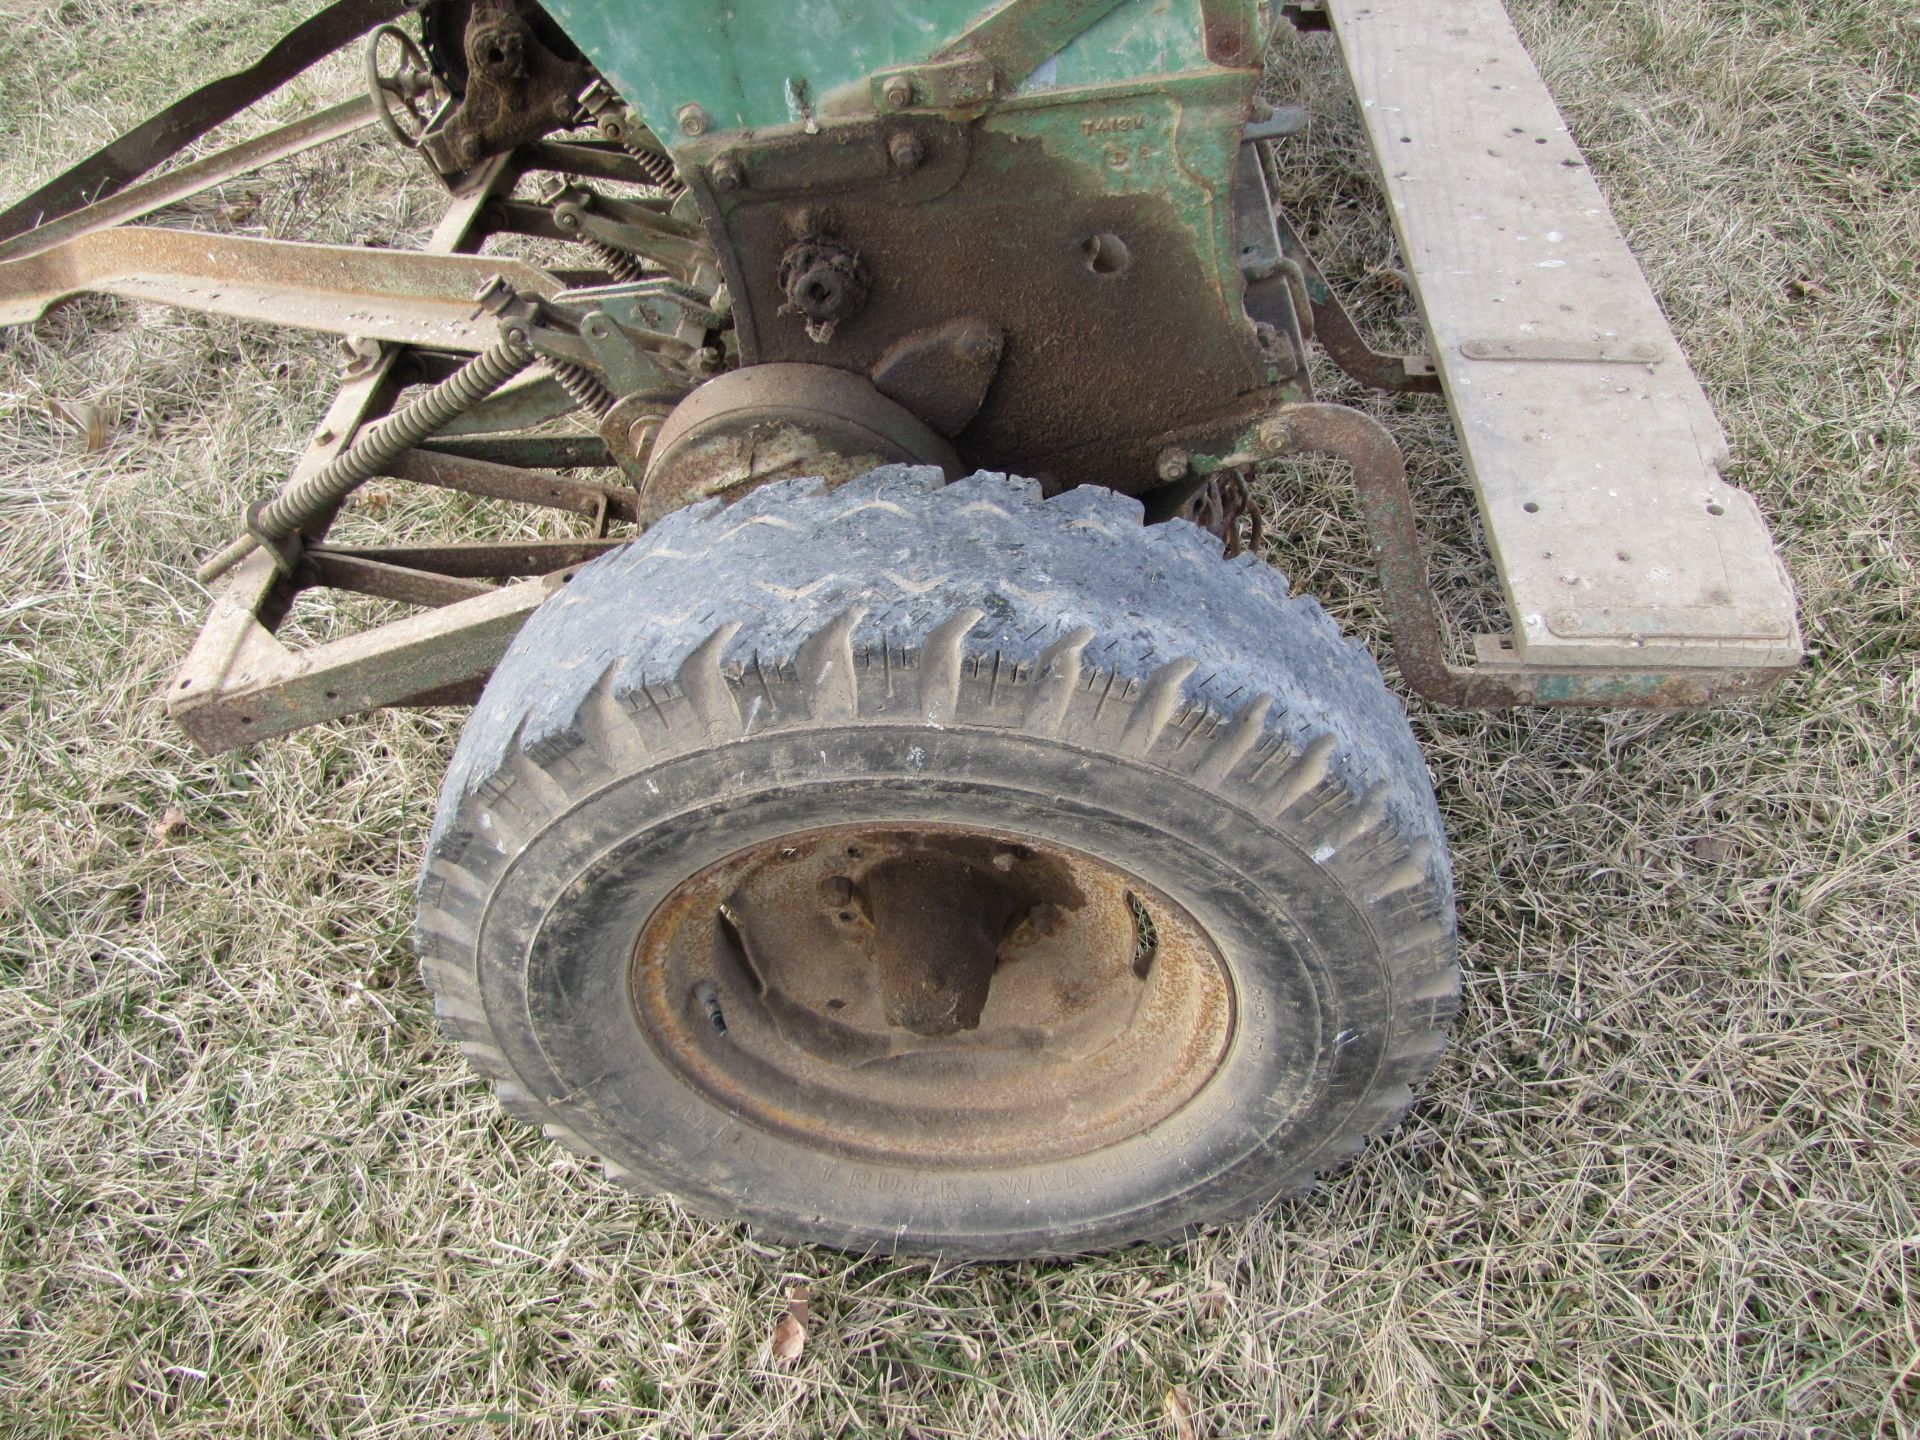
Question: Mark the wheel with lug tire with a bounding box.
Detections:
[417,466,1458,1259]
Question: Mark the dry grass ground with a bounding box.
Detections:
[1,2,1915,1435]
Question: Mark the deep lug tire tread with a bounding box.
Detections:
[416,468,1459,1255]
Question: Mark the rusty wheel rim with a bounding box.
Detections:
[630,822,1236,1168]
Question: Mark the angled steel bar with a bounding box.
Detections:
[311,539,629,578]
[303,552,498,608]
[172,574,565,752]
[0,227,560,348]
[0,0,407,241]
[0,99,379,263]
[385,449,640,522]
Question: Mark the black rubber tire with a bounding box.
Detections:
[417,467,1458,1258]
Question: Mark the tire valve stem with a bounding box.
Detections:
[693,981,728,1037]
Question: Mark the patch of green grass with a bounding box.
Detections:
[2,2,1916,1436]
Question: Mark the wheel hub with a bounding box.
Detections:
[631,823,1235,1167]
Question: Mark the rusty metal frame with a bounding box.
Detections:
[141,191,1784,750]
[165,161,638,754]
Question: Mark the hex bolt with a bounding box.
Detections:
[881,74,915,109]
[1157,447,1191,482]
[887,131,925,170]
[676,103,710,136]
[1258,419,1293,453]
[709,156,744,191]
[819,875,855,906]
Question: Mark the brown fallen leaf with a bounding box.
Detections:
[43,396,113,453]
[770,1281,812,1363]
[149,807,188,844]
[1166,1384,1198,1440]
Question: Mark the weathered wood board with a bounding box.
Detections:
[1326,0,1801,670]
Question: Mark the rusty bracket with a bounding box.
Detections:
[1271,207,1440,396]
[1151,402,1794,709]
[542,181,710,282]
[870,55,998,113]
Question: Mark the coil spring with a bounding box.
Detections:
[593,112,682,192]
[547,359,617,419]
[583,236,650,284]
[628,146,681,192]
[196,337,536,583]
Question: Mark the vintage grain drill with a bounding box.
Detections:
[0,0,1799,1254]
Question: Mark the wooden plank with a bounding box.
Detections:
[1326,0,1800,669]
